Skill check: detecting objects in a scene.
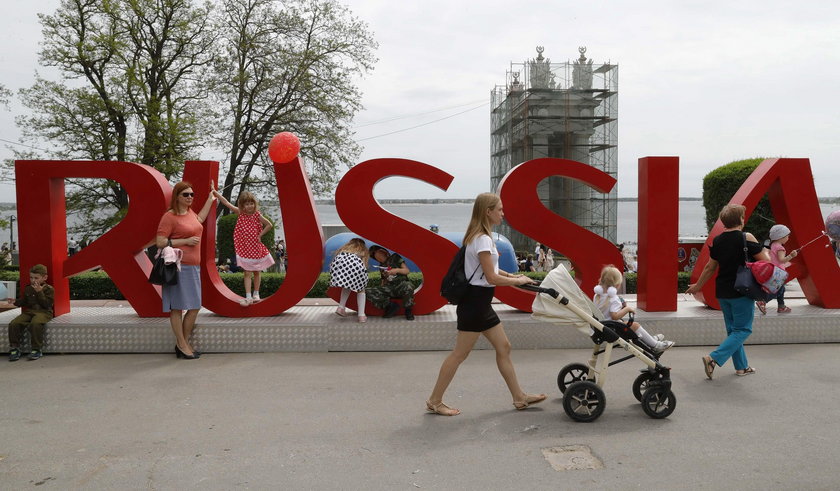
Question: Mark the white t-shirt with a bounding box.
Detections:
[464,234,497,287]
[593,292,623,321]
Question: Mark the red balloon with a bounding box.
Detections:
[268,132,301,163]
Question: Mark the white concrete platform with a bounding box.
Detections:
[1,290,837,353]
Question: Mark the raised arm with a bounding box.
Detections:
[196,181,218,223]
[213,188,239,214]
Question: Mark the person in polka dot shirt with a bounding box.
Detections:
[213,189,275,306]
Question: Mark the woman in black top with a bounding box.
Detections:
[686,204,770,379]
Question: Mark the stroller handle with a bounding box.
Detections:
[519,283,565,303]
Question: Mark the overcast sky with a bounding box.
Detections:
[1,0,838,202]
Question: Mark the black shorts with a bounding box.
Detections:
[456,285,500,332]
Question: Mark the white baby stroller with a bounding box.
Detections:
[525,264,676,422]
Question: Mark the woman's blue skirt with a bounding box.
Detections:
[162,265,202,312]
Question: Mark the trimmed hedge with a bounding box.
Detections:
[702,158,774,240]
[0,270,693,299]
[624,272,692,294]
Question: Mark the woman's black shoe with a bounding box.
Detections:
[175,346,198,360]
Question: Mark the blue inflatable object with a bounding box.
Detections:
[322,232,518,274]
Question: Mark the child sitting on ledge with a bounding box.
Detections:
[8,264,54,361]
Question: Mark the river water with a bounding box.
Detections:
[309,200,840,245]
[1,200,837,248]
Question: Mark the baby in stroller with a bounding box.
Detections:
[592,265,675,354]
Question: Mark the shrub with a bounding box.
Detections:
[623,272,691,294]
[69,271,125,299]
[702,158,774,240]
[0,270,691,299]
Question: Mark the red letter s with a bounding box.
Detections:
[332,159,455,315]
[499,158,623,309]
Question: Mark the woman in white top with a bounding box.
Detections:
[426,193,547,416]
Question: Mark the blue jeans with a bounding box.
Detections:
[769,285,786,307]
[710,296,754,370]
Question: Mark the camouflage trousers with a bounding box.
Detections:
[366,281,415,309]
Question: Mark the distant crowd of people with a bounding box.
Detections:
[516,243,555,272]
[515,241,643,275]
[66,237,91,256]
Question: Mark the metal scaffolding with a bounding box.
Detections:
[490,46,618,251]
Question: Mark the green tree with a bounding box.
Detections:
[0,84,11,107]
[702,158,775,240]
[10,0,215,236]
[210,0,377,212]
[8,0,377,238]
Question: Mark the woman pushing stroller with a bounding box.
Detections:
[426,193,546,416]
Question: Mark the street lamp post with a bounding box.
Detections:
[9,215,15,250]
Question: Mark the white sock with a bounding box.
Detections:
[339,288,351,308]
[635,324,659,348]
[356,291,366,315]
[245,292,252,300]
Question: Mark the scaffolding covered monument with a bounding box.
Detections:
[491,46,618,251]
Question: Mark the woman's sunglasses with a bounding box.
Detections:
[181,192,195,197]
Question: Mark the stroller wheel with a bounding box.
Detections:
[562,381,606,422]
[632,372,656,402]
[641,387,677,419]
[557,363,590,394]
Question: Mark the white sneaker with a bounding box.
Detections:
[653,340,675,353]
[654,333,665,342]
[252,293,261,303]
[239,297,252,307]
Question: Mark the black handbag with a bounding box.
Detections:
[148,241,179,286]
[733,233,770,301]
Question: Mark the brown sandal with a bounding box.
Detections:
[426,400,460,416]
[513,393,547,410]
[702,355,716,380]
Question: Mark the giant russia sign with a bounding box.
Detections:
[14,152,840,318]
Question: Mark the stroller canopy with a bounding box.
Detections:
[531,264,602,331]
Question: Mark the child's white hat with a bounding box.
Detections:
[769,224,791,241]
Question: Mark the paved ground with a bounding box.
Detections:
[2,342,839,489]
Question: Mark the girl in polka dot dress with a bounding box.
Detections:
[213,189,275,306]
[329,238,370,323]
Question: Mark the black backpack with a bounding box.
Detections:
[440,246,481,305]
